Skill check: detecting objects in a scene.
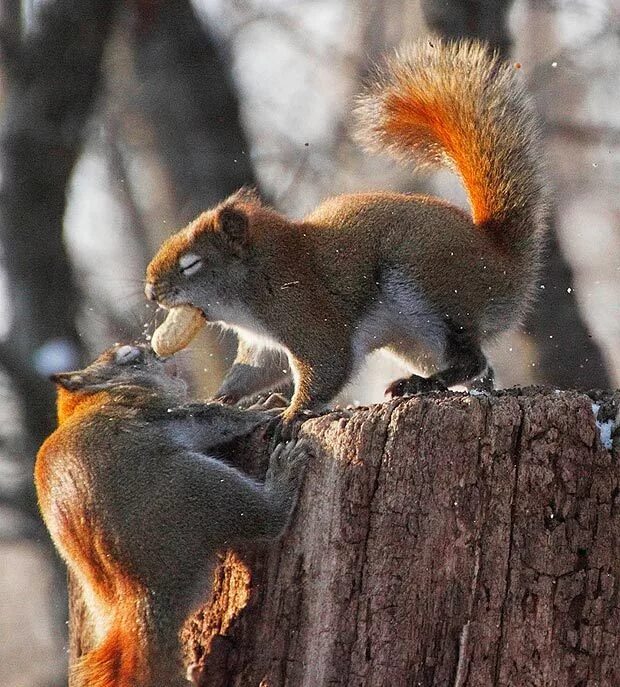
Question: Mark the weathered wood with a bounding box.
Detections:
[187,390,620,687]
[70,389,620,686]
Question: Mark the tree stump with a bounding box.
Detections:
[70,389,620,686]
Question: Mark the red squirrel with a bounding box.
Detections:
[145,38,546,424]
[35,343,307,686]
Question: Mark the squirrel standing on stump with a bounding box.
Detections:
[144,38,547,426]
[35,343,307,687]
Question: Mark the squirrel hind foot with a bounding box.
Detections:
[386,374,448,397]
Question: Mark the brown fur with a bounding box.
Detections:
[145,38,547,419]
[35,344,306,686]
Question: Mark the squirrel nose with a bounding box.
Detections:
[145,283,157,301]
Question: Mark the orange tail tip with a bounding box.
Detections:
[354,38,545,237]
[72,623,140,687]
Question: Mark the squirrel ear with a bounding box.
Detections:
[217,206,248,245]
[50,371,84,390]
[228,186,260,205]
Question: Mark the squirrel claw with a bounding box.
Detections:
[266,408,318,448]
[266,415,293,447]
[266,439,310,488]
[213,393,241,406]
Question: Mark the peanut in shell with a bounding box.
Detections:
[151,305,205,357]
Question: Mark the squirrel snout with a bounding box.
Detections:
[145,282,157,301]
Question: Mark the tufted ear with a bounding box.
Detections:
[228,186,260,205]
[50,371,84,390]
[217,206,248,245]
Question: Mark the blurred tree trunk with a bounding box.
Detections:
[131,0,261,394]
[68,390,620,685]
[421,0,514,55]
[524,225,612,388]
[132,0,258,220]
[0,1,119,680]
[419,0,611,389]
[0,0,118,453]
[0,1,119,509]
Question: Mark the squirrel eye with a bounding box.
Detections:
[115,345,141,364]
[179,253,203,277]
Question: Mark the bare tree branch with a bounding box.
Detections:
[132,0,259,220]
[0,3,121,670]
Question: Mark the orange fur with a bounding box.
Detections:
[146,216,206,280]
[72,597,142,687]
[35,389,109,514]
[55,387,110,424]
[36,386,147,687]
[146,193,262,281]
[355,38,544,237]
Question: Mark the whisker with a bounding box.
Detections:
[107,277,149,286]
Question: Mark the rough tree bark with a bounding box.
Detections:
[70,389,620,686]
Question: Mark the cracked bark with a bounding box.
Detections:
[70,389,620,686]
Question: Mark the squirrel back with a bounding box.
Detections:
[354,38,546,250]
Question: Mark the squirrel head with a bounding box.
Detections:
[145,188,262,317]
[51,343,186,422]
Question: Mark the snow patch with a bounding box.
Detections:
[591,403,615,450]
[33,339,80,376]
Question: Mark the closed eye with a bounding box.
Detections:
[179,253,203,277]
[115,345,142,364]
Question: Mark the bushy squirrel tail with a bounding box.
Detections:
[71,602,141,687]
[354,38,547,248]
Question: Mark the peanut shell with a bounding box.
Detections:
[151,305,205,357]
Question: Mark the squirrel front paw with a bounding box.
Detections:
[266,439,310,494]
[267,407,322,446]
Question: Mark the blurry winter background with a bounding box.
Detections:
[0,0,617,684]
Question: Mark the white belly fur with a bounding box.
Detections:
[351,269,448,368]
